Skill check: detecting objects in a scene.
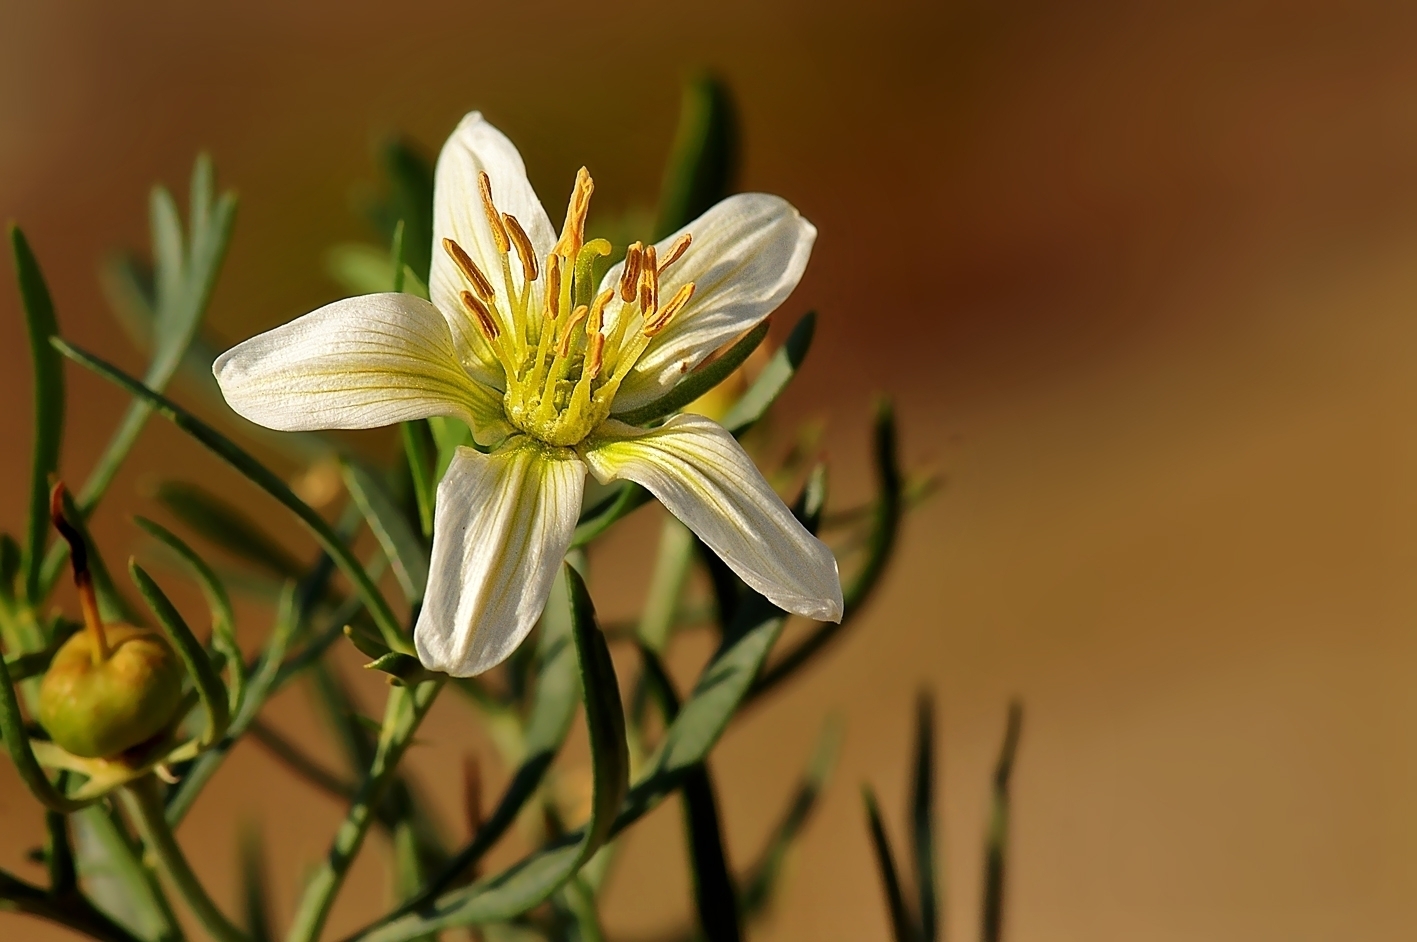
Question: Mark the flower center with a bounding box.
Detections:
[442,168,696,447]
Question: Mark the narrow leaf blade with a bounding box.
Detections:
[11,225,64,603]
[721,312,815,436]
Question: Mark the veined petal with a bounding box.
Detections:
[583,415,842,621]
[431,112,556,386]
[213,292,510,442]
[415,439,585,677]
[603,194,816,414]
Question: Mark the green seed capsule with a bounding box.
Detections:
[38,624,186,759]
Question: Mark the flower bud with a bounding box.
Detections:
[36,482,185,758]
[38,624,185,758]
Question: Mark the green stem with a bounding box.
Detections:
[122,776,249,942]
[284,679,444,942]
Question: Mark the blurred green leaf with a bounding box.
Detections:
[739,715,842,918]
[355,565,627,939]
[615,320,769,429]
[657,73,739,239]
[73,155,238,520]
[152,480,306,581]
[365,138,435,284]
[982,702,1022,942]
[342,460,429,605]
[682,760,741,941]
[134,516,244,714]
[751,399,901,698]
[721,312,815,436]
[238,825,275,942]
[54,337,406,653]
[364,651,441,688]
[2,622,76,683]
[285,679,445,942]
[863,785,915,942]
[10,225,64,605]
[0,864,149,942]
[71,802,182,941]
[326,243,429,300]
[129,561,230,747]
[912,692,938,942]
[44,778,77,895]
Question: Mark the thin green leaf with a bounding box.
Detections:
[165,582,300,828]
[390,219,407,293]
[410,564,581,905]
[740,715,842,918]
[238,825,275,942]
[11,225,64,604]
[750,400,901,698]
[134,515,245,713]
[72,160,238,519]
[3,622,77,682]
[364,651,442,687]
[682,765,741,942]
[613,320,768,428]
[285,679,446,942]
[912,692,938,942]
[400,421,436,539]
[152,480,306,580]
[342,460,429,605]
[559,876,607,942]
[0,534,20,601]
[353,564,627,939]
[982,702,1022,942]
[129,561,230,747]
[349,486,824,942]
[326,243,429,300]
[721,312,814,436]
[656,73,739,239]
[571,483,652,548]
[863,785,915,942]
[0,639,92,813]
[54,338,406,653]
[44,779,77,894]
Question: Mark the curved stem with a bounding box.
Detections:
[284,679,444,942]
[121,776,249,942]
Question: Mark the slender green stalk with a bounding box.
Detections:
[122,776,249,942]
[284,680,445,942]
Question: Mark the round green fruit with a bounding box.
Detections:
[38,625,186,759]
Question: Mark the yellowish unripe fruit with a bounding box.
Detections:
[38,624,185,759]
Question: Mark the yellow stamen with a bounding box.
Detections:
[658,233,692,273]
[619,242,643,302]
[478,171,511,254]
[443,238,496,300]
[645,282,695,336]
[553,167,594,260]
[558,305,588,357]
[543,255,562,319]
[461,290,501,341]
[503,213,539,283]
[585,332,606,379]
[588,288,614,336]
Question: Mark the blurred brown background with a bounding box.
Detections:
[5,0,1417,939]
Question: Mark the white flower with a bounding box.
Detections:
[214,113,842,676]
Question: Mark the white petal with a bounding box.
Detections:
[583,415,842,621]
[213,292,510,441]
[415,440,585,677]
[602,194,816,414]
[431,112,556,386]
